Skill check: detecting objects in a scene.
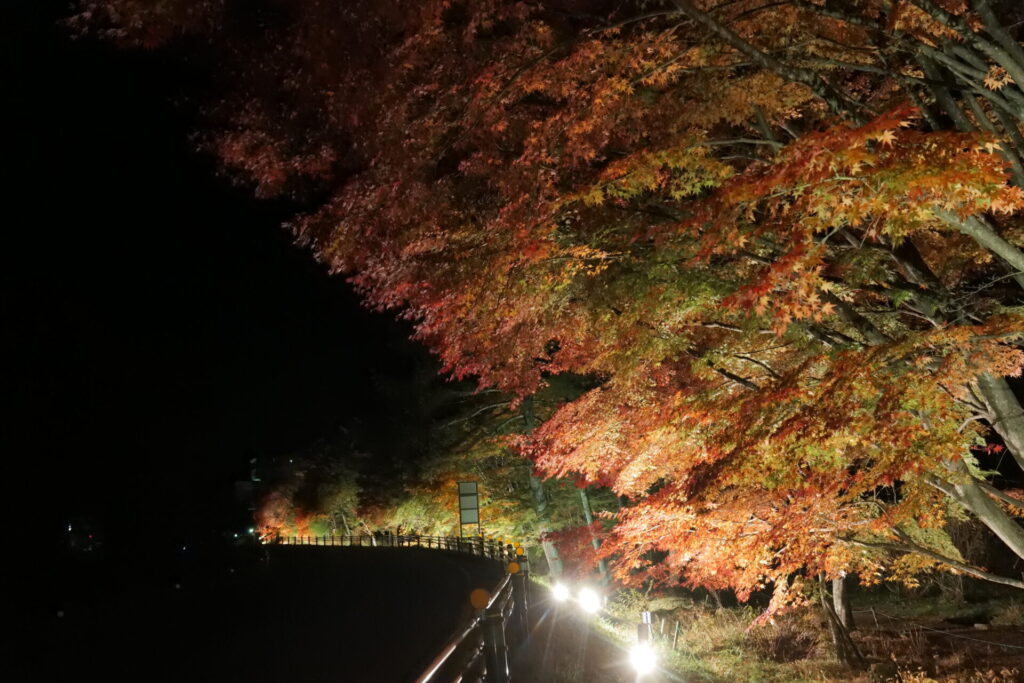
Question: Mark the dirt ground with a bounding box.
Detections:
[850,609,1024,682]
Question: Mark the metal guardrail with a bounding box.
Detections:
[273,533,531,683]
[274,534,515,561]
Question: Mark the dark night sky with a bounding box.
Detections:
[4,2,426,561]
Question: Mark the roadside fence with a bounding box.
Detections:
[274,533,532,682]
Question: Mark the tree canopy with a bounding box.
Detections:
[76,0,1024,610]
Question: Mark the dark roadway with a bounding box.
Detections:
[35,547,505,683]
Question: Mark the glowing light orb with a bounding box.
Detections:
[577,586,601,613]
[551,583,571,602]
[629,643,657,675]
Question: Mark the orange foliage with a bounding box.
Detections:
[76,0,1024,608]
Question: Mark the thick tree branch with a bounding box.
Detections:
[909,0,1024,104]
[972,0,1024,81]
[821,293,892,346]
[933,211,1024,289]
[977,480,1024,509]
[843,532,1024,589]
[734,353,782,379]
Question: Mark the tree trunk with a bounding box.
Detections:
[832,575,854,632]
[934,211,1024,289]
[976,373,1024,472]
[360,520,377,547]
[952,471,1024,561]
[522,396,564,578]
[820,577,864,668]
[339,510,352,537]
[529,474,564,577]
[579,486,610,585]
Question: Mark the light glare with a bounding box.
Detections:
[577,586,601,613]
[552,583,571,602]
[629,643,657,675]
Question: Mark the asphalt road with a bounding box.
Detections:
[35,546,504,683]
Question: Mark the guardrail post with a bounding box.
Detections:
[520,554,531,604]
[482,608,509,683]
[511,572,529,646]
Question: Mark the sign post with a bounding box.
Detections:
[458,481,481,537]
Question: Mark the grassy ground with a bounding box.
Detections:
[522,580,1024,683]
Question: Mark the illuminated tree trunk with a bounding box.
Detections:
[951,469,1024,563]
[832,575,854,632]
[934,212,1024,289]
[529,475,564,578]
[360,520,377,547]
[578,486,610,585]
[820,576,864,668]
[975,374,1024,472]
[522,396,564,578]
[338,510,352,537]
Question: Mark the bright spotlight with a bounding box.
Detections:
[629,643,657,675]
[552,583,571,602]
[577,586,601,613]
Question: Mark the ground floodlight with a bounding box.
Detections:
[629,643,657,675]
[577,586,601,613]
[552,583,571,602]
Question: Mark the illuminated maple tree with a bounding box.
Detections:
[77,1,1024,624]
